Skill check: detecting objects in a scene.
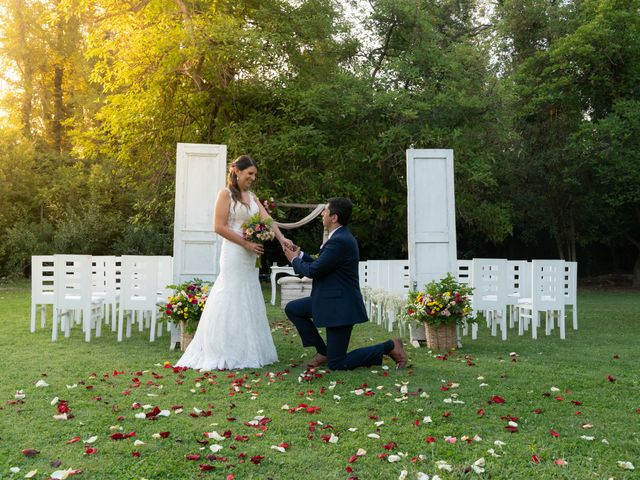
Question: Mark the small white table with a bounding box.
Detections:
[270,265,295,305]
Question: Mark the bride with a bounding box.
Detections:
[176,155,292,370]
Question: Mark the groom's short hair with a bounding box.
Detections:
[327,197,352,226]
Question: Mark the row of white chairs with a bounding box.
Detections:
[31,255,173,342]
[461,258,577,341]
[360,258,578,341]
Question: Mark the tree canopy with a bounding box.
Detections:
[0,0,638,285]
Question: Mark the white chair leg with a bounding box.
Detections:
[490,311,497,337]
[126,312,133,338]
[52,309,59,341]
[117,308,124,342]
[83,307,91,342]
[31,304,37,333]
[572,306,578,330]
[500,310,507,341]
[149,310,157,342]
[95,306,102,338]
[559,308,566,339]
[531,310,538,339]
[111,304,118,332]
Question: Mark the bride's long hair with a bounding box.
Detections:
[227,155,257,206]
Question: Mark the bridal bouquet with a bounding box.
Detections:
[164,279,210,334]
[241,212,275,268]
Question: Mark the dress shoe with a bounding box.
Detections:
[389,338,408,369]
[306,353,328,368]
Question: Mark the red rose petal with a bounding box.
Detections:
[550,429,560,438]
[199,464,215,471]
[22,448,40,457]
[532,454,540,463]
[66,436,81,445]
[186,453,201,461]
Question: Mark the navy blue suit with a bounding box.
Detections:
[285,226,393,370]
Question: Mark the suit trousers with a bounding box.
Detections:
[285,296,393,370]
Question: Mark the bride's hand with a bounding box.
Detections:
[280,238,295,251]
[246,241,264,255]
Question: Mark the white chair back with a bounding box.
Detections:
[118,255,161,342]
[156,255,174,300]
[457,259,473,286]
[472,258,509,340]
[53,254,101,342]
[30,255,55,332]
[563,261,578,330]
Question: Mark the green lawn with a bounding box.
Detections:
[1,281,638,479]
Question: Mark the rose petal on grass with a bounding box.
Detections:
[555,459,567,466]
[22,449,39,457]
[25,470,38,478]
[532,454,541,463]
[489,395,506,404]
[35,380,49,388]
[388,455,402,463]
[66,436,81,445]
[549,430,560,438]
[617,461,634,470]
[435,460,453,472]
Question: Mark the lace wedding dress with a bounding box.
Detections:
[176,190,278,370]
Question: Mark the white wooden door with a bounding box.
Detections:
[173,143,227,284]
[406,149,457,341]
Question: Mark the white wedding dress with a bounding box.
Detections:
[176,190,278,370]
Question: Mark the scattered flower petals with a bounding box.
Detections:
[435,460,453,472]
[617,461,634,470]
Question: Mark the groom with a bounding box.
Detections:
[283,197,407,370]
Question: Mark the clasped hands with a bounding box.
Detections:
[281,239,300,263]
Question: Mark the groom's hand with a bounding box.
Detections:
[284,244,300,263]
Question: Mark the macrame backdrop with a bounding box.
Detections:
[273,203,327,241]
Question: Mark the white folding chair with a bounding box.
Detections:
[53,255,104,342]
[563,261,578,330]
[506,260,532,328]
[91,256,120,334]
[31,255,55,333]
[383,260,410,332]
[471,258,509,340]
[457,259,473,286]
[155,256,174,339]
[516,260,566,339]
[117,255,162,342]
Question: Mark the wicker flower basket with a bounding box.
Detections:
[179,321,195,352]
[424,323,457,351]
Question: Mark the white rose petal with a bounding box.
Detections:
[281,404,290,410]
[508,421,518,428]
[35,380,49,388]
[84,436,98,444]
[416,473,429,480]
[15,390,26,400]
[581,435,595,441]
[333,395,341,401]
[398,470,408,480]
[550,386,560,392]
[25,470,38,478]
[435,460,453,472]
[133,440,145,446]
[388,455,402,463]
[348,428,358,432]
[488,448,501,458]
[602,439,610,445]
[479,383,489,387]
[423,416,432,424]
[270,445,286,453]
[356,448,367,456]
[420,392,430,399]
[135,412,146,419]
[158,410,170,417]
[375,421,385,427]
[474,458,486,467]
[209,444,223,453]
[53,413,69,420]
[617,461,634,470]
[367,433,380,439]
[205,431,226,441]
[494,440,506,446]
[10,467,20,474]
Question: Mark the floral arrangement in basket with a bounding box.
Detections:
[241,212,276,267]
[164,279,210,334]
[401,273,477,328]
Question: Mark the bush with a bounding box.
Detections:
[0,221,55,277]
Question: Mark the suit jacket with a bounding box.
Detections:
[291,226,368,328]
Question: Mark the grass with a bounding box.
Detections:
[0,280,639,479]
